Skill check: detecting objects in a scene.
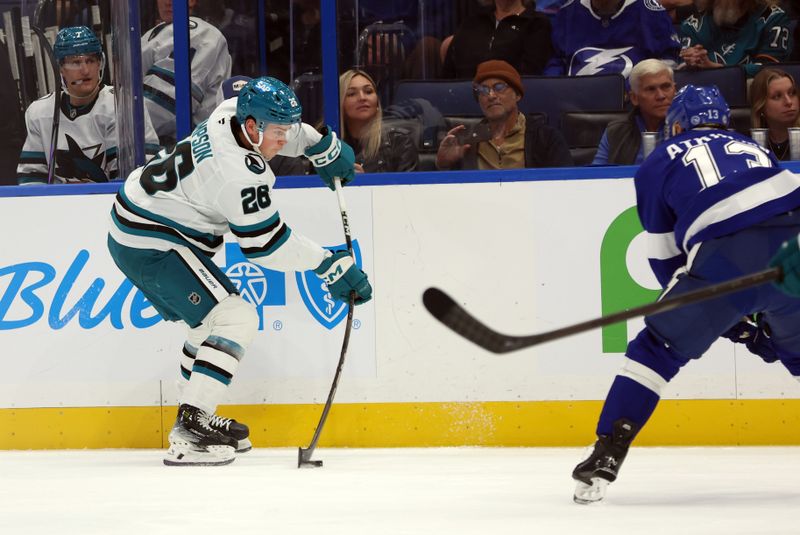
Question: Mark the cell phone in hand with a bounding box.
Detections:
[454,123,493,146]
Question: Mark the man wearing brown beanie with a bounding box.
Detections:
[436,60,572,170]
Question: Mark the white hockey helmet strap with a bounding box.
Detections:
[240,120,264,156]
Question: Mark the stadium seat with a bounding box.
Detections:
[728,106,751,136]
[392,79,481,116]
[561,110,629,166]
[773,63,800,85]
[674,66,747,107]
[355,21,417,103]
[291,72,324,127]
[519,74,626,129]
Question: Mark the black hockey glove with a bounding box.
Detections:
[721,316,779,364]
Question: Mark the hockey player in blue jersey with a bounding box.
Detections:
[107,77,372,466]
[572,85,800,503]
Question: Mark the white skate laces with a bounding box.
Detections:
[208,413,233,431]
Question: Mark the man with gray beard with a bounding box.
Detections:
[679,0,792,77]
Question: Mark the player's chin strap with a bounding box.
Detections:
[240,123,264,156]
[59,53,105,103]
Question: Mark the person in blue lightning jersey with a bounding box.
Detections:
[573,84,800,504]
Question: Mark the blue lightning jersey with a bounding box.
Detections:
[544,0,680,77]
[634,128,800,287]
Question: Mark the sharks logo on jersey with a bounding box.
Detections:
[55,134,109,182]
[571,47,634,76]
[295,242,363,330]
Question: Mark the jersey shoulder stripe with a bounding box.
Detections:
[229,212,281,238]
[240,225,292,259]
[116,190,223,248]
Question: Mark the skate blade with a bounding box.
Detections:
[163,442,236,466]
[236,438,252,454]
[573,477,609,504]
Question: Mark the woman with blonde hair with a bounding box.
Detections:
[750,67,800,161]
[339,69,418,173]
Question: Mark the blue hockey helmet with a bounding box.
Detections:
[236,77,302,131]
[664,84,730,138]
[53,26,102,62]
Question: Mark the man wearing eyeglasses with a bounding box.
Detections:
[435,60,572,171]
[17,26,159,184]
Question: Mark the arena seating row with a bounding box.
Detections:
[292,63,800,170]
[389,65,800,168]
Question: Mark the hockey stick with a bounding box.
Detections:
[29,23,60,184]
[423,266,782,354]
[298,177,356,468]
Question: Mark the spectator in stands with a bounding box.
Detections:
[442,0,553,78]
[215,75,308,175]
[18,26,159,184]
[660,0,698,22]
[0,38,26,186]
[593,59,676,165]
[142,0,232,146]
[339,68,419,173]
[678,0,791,77]
[436,60,572,170]
[544,0,680,78]
[750,67,800,161]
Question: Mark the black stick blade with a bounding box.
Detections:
[297,447,323,468]
[422,288,524,353]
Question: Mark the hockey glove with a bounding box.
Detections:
[770,235,800,297]
[314,250,372,304]
[721,316,779,364]
[305,126,355,190]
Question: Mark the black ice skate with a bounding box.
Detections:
[207,413,252,453]
[164,404,238,466]
[572,418,638,504]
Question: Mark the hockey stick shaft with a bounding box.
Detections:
[29,24,59,184]
[298,177,355,467]
[424,266,782,354]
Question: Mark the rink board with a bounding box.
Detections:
[1,178,799,448]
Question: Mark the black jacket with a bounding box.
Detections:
[350,123,419,173]
[605,111,642,165]
[443,5,553,78]
[457,115,574,170]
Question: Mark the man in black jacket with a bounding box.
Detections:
[443,0,552,78]
[436,60,573,170]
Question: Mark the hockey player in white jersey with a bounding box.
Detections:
[17,26,159,184]
[141,0,232,145]
[107,77,372,466]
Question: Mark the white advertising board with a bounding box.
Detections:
[1,178,797,409]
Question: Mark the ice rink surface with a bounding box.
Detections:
[0,446,797,535]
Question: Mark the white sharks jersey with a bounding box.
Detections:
[110,98,328,272]
[142,16,232,143]
[17,85,160,184]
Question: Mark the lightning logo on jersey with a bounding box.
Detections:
[572,47,634,76]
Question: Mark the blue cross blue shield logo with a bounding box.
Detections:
[223,243,286,330]
[295,241,363,330]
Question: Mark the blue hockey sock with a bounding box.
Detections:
[596,375,660,436]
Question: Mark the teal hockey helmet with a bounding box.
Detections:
[236,77,302,131]
[54,26,102,62]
